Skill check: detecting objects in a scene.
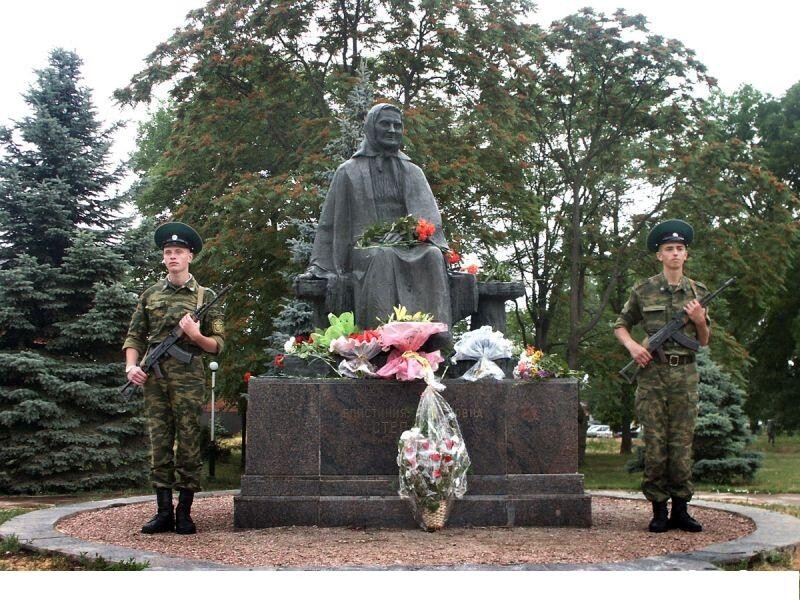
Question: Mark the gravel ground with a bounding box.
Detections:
[57,495,754,568]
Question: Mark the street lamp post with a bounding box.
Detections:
[209,360,219,479]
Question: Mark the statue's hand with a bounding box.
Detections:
[298,268,334,280]
[381,232,403,244]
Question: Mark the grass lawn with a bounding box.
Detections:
[581,433,800,494]
[737,434,800,494]
[202,436,244,491]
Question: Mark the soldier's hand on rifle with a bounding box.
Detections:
[684,299,706,325]
[626,341,653,367]
[126,366,148,386]
[179,313,201,340]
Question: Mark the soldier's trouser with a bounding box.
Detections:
[635,361,699,503]
[143,355,206,492]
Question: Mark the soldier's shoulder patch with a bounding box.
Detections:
[212,317,225,335]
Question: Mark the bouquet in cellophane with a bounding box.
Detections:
[451,326,514,381]
[397,385,471,531]
[375,306,447,385]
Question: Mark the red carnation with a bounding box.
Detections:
[244,372,252,384]
[274,354,285,368]
[415,218,436,242]
[445,249,461,265]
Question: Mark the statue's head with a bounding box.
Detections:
[364,103,403,153]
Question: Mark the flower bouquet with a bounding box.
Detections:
[375,318,448,387]
[282,312,362,377]
[450,326,514,381]
[397,385,471,531]
[329,329,382,378]
[355,215,460,266]
[513,345,583,381]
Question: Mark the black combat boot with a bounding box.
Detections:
[175,489,197,535]
[648,500,669,533]
[141,487,174,534]
[668,498,703,532]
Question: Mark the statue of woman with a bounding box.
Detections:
[302,103,474,330]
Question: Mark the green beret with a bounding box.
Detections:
[646,219,694,252]
[154,222,203,254]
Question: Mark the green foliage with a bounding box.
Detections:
[502,8,715,367]
[734,83,800,430]
[0,49,148,493]
[0,509,30,526]
[0,534,21,554]
[264,66,374,371]
[75,553,149,571]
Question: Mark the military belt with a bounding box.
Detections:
[659,354,694,366]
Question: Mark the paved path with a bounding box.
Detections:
[694,492,800,507]
[2,490,800,571]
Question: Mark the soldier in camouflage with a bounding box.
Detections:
[614,219,710,533]
[123,222,225,535]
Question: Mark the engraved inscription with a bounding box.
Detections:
[342,405,484,436]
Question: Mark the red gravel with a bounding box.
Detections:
[57,495,754,568]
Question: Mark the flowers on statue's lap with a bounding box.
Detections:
[415,218,436,242]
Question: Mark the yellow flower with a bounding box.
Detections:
[524,345,544,360]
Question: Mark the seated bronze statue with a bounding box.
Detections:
[298,103,476,332]
[297,102,522,337]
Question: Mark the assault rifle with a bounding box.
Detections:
[618,277,736,384]
[121,284,232,400]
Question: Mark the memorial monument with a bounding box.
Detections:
[234,103,591,528]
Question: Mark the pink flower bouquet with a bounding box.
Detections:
[377,320,447,353]
[375,321,448,386]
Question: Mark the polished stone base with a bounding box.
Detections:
[234,378,591,528]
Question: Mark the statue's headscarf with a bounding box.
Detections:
[353,103,410,162]
[353,103,410,208]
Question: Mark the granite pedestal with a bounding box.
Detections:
[234,378,591,528]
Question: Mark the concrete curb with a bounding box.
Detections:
[2,490,799,571]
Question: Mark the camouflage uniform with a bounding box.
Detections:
[614,273,709,503]
[123,276,225,492]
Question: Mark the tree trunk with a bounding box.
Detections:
[567,183,583,369]
[620,427,632,455]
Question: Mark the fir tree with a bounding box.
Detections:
[691,349,762,483]
[0,49,148,493]
[626,348,761,484]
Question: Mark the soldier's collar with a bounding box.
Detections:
[657,272,690,291]
[163,274,196,291]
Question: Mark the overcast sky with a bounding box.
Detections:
[2,0,799,167]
